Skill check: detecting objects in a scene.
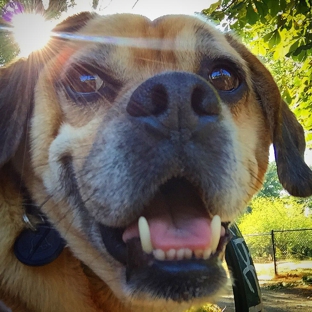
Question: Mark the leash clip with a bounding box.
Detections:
[22,212,38,231]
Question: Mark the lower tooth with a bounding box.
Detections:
[166,249,176,260]
[203,248,212,260]
[153,249,165,261]
[176,249,185,260]
[194,249,203,258]
[185,248,192,259]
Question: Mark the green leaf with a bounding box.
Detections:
[282,87,292,104]
[297,0,310,14]
[288,40,300,54]
[231,1,245,12]
[294,77,301,87]
[268,29,281,48]
[254,0,268,16]
[269,1,280,16]
[263,30,275,42]
[246,3,259,25]
[279,0,287,11]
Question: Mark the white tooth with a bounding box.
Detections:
[153,249,165,261]
[194,249,203,259]
[211,215,221,253]
[138,216,153,254]
[184,248,192,259]
[203,248,212,260]
[166,249,176,260]
[176,249,185,260]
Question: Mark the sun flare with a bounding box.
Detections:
[11,13,54,57]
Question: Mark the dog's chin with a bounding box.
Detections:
[91,178,232,304]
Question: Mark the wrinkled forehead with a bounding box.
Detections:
[54,14,248,76]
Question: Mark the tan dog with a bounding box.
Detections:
[0,12,311,312]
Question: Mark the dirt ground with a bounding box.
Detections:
[217,285,312,311]
[217,261,312,311]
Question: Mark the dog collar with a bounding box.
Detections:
[14,200,65,266]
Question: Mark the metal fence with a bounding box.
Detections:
[244,228,312,275]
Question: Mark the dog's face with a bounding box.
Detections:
[1,13,312,311]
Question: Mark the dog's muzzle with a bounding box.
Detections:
[97,72,232,302]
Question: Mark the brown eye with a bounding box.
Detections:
[209,68,240,91]
[61,65,122,104]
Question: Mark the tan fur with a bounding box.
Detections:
[0,13,311,312]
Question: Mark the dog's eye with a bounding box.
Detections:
[61,65,121,103]
[69,70,104,94]
[208,68,240,91]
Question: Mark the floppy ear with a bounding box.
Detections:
[273,101,312,197]
[0,57,38,166]
[225,34,312,197]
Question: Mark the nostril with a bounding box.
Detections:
[191,85,220,116]
[127,83,169,117]
[150,84,168,116]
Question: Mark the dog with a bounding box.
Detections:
[0,12,311,312]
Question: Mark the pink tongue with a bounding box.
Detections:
[148,211,212,251]
[122,183,212,251]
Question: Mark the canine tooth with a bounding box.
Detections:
[166,249,176,260]
[153,249,165,261]
[194,249,204,259]
[211,215,221,253]
[203,248,212,260]
[176,249,185,260]
[138,216,153,254]
[185,248,192,259]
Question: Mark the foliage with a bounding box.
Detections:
[256,162,283,198]
[255,161,312,210]
[238,197,312,260]
[203,0,312,145]
[0,29,18,64]
[239,197,312,233]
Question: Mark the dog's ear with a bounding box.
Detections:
[225,34,312,197]
[0,57,38,166]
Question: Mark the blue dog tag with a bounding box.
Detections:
[14,221,65,266]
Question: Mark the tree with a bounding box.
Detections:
[255,161,312,211]
[237,197,312,260]
[256,162,283,198]
[203,0,312,145]
[239,197,312,233]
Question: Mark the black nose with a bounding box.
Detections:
[126,71,221,133]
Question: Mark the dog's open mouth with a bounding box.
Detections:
[99,178,231,301]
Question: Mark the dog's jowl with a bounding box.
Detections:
[0,13,311,312]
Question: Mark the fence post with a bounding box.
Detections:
[271,230,278,276]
